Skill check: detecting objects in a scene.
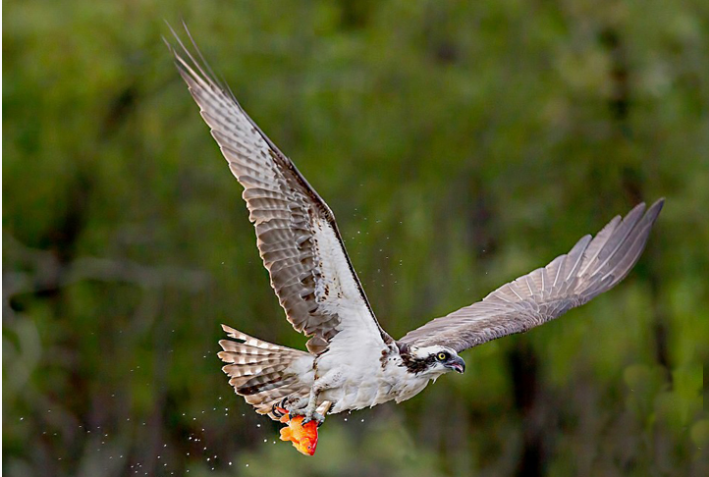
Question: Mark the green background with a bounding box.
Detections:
[3,1,708,476]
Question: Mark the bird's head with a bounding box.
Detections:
[403,345,466,377]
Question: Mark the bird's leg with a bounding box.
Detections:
[301,388,324,425]
[301,370,343,425]
[314,401,332,428]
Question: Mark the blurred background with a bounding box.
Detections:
[3,1,709,476]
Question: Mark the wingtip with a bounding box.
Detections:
[644,198,665,223]
[161,34,174,53]
[163,19,180,43]
[629,201,648,215]
[633,197,664,214]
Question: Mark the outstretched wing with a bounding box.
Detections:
[166,26,392,354]
[399,200,664,352]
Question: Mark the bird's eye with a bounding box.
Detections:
[437,352,447,361]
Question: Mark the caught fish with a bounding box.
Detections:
[276,408,318,456]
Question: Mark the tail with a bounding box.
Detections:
[217,324,313,420]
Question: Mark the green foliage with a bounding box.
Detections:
[3,0,709,476]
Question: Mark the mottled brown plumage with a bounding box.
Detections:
[166,27,392,355]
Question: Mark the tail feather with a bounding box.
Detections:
[222,363,290,379]
[218,324,312,419]
[219,338,283,357]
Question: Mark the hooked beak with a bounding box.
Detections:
[446,356,466,374]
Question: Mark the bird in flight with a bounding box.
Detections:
[166,26,664,455]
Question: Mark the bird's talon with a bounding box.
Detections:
[302,412,325,427]
[271,404,286,418]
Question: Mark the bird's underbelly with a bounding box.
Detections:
[320,365,430,414]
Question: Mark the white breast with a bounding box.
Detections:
[320,354,432,414]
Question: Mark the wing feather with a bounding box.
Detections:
[399,200,664,352]
[166,26,392,354]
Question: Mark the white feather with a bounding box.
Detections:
[311,217,386,349]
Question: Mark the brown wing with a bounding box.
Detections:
[399,200,664,352]
[166,26,392,354]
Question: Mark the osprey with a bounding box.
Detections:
[166,29,664,430]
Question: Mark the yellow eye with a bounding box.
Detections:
[438,352,447,360]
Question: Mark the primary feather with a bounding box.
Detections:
[399,200,664,352]
[165,25,392,355]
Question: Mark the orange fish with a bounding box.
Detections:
[277,409,319,456]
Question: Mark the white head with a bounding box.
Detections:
[403,345,466,377]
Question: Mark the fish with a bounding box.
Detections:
[276,408,319,456]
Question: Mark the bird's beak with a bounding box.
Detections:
[447,357,466,374]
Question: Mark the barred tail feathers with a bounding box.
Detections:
[218,324,312,419]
